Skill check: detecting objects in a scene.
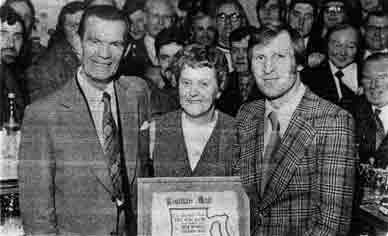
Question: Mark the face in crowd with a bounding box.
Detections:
[129,10,146,40]
[323,1,347,29]
[179,65,221,119]
[64,10,83,53]
[216,3,243,47]
[364,14,388,51]
[288,2,314,38]
[362,58,388,108]
[257,0,283,29]
[80,16,127,89]
[192,14,216,47]
[0,19,24,64]
[231,36,250,73]
[250,31,298,102]
[158,42,183,79]
[145,0,175,38]
[7,0,33,35]
[360,0,382,15]
[327,27,358,69]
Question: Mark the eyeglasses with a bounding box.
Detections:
[324,6,344,14]
[216,13,241,24]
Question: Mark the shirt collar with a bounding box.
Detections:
[372,103,388,113]
[264,82,306,135]
[77,67,115,102]
[329,60,356,75]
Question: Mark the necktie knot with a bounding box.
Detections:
[102,92,111,103]
[335,70,344,80]
[375,108,382,116]
[268,111,280,132]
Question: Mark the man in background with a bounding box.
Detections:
[0,5,26,126]
[362,11,388,58]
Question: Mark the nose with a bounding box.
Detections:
[5,35,15,48]
[338,45,347,57]
[264,58,274,74]
[97,44,111,59]
[298,17,305,28]
[188,84,199,97]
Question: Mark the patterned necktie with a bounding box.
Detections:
[102,92,123,201]
[261,111,281,194]
[374,108,385,149]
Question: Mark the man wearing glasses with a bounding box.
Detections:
[362,11,388,58]
[321,0,348,36]
[215,0,247,72]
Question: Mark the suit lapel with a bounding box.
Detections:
[259,90,316,211]
[115,80,139,184]
[58,77,114,194]
[239,101,265,201]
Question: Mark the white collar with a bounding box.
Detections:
[329,61,356,75]
[77,67,115,101]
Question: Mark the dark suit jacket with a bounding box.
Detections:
[235,88,357,236]
[217,71,263,117]
[119,37,151,77]
[19,75,150,236]
[301,60,360,114]
[152,110,238,177]
[354,96,388,168]
[0,64,25,127]
[25,39,80,102]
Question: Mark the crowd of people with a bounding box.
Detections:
[1,0,388,235]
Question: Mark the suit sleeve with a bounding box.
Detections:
[18,105,58,236]
[303,111,358,236]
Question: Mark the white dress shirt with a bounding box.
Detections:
[144,34,159,66]
[216,45,234,73]
[263,83,306,151]
[77,68,117,147]
[329,61,359,98]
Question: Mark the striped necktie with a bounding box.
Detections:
[102,92,123,202]
[374,108,385,149]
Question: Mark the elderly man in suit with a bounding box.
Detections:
[18,6,150,236]
[236,26,357,236]
[302,24,362,114]
[355,53,388,169]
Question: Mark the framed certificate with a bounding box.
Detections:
[138,177,249,236]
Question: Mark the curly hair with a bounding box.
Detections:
[170,44,228,89]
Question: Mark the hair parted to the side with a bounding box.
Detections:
[77,5,130,45]
[248,25,307,67]
[170,44,228,89]
[155,26,186,55]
